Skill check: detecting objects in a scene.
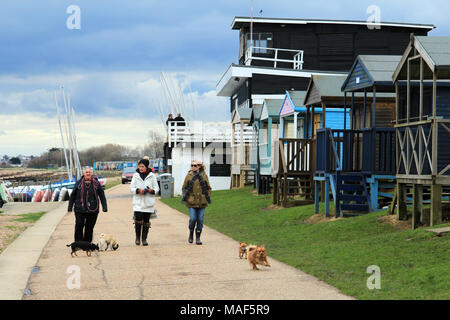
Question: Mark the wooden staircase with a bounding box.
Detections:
[333,171,372,217]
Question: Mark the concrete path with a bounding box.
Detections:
[0,202,67,299]
[11,184,352,300]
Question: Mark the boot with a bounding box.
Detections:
[195,229,202,245]
[134,221,142,245]
[142,222,150,246]
[188,229,194,244]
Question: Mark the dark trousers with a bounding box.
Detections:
[134,211,151,225]
[74,211,99,242]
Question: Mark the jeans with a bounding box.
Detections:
[188,207,205,231]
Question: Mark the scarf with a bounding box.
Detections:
[137,168,150,181]
[182,171,211,204]
[77,177,100,213]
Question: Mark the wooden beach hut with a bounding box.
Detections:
[254,99,282,194]
[314,56,399,217]
[392,35,450,228]
[249,104,264,185]
[273,87,349,207]
[231,106,254,188]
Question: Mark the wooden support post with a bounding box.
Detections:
[283,173,288,208]
[312,106,315,139]
[273,176,278,205]
[419,58,424,174]
[335,170,341,218]
[432,73,438,176]
[363,88,367,128]
[315,181,320,213]
[322,102,326,129]
[412,184,423,229]
[389,187,397,215]
[419,57,424,121]
[277,175,282,206]
[294,112,298,139]
[431,183,442,226]
[325,178,330,218]
[306,105,310,139]
[240,120,244,167]
[343,92,347,130]
[320,181,325,202]
[370,178,379,211]
[395,82,399,175]
[351,92,355,130]
[372,86,376,128]
[397,183,408,221]
[268,117,273,158]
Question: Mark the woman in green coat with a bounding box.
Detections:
[182,160,211,245]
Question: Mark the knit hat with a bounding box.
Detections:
[138,159,150,169]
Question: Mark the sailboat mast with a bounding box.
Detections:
[55,91,71,180]
[61,87,74,180]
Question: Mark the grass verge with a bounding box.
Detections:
[104,176,122,190]
[161,187,450,300]
[0,211,48,254]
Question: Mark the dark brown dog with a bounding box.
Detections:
[247,245,271,270]
[239,242,247,259]
[66,241,99,257]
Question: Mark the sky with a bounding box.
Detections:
[1,0,450,156]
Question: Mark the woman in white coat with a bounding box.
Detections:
[130,159,159,246]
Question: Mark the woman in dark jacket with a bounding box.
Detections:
[182,159,211,245]
[68,167,107,242]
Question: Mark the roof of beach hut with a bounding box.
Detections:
[279,91,307,117]
[250,105,264,124]
[232,106,252,124]
[304,75,347,105]
[261,99,283,121]
[342,55,402,92]
[393,36,450,81]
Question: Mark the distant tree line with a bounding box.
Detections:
[28,130,165,169]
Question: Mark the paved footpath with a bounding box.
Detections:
[16,184,352,300]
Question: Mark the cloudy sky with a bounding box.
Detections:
[1,0,449,156]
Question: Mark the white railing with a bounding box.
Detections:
[168,121,253,146]
[233,124,254,146]
[245,46,304,70]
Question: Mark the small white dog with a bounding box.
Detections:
[97,233,119,251]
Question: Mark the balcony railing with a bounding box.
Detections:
[316,128,396,175]
[245,46,304,70]
[168,121,253,146]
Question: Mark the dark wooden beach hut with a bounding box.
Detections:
[314,56,399,216]
[392,35,450,228]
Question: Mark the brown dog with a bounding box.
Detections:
[98,233,119,251]
[247,245,271,270]
[239,242,247,259]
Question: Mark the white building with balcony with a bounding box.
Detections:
[166,121,253,195]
